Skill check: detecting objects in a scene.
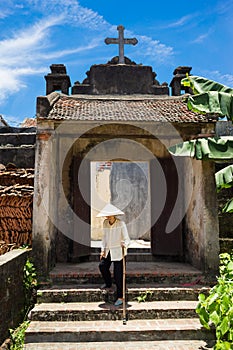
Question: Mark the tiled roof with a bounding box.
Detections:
[43,94,216,123]
[20,118,37,127]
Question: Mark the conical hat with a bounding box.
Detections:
[96,203,124,217]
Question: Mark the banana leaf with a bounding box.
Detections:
[169,136,233,160]
[215,165,233,213]
[182,75,233,121]
[222,198,233,213]
[215,165,233,191]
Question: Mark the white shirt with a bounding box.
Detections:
[101,218,131,261]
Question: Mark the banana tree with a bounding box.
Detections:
[215,165,233,213]
[182,75,233,121]
[169,75,233,212]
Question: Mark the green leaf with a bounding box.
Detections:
[222,198,233,213]
[198,308,210,329]
[218,317,230,336]
[210,311,220,326]
[214,341,232,350]
[181,75,233,121]
[227,261,233,271]
[208,292,219,306]
[215,165,233,191]
[198,293,206,302]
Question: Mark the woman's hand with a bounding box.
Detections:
[100,251,105,260]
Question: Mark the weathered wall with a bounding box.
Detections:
[32,127,57,277]
[91,162,111,240]
[0,249,29,345]
[184,159,219,272]
[0,127,36,168]
[110,161,151,240]
[72,63,169,95]
[0,147,35,168]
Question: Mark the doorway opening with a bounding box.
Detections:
[90,161,151,249]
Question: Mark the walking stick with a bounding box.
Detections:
[122,246,127,325]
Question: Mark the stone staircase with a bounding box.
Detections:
[24,248,215,349]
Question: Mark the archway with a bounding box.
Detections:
[60,123,184,262]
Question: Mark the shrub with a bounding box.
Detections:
[196,252,233,349]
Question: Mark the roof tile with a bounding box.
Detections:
[43,95,215,123]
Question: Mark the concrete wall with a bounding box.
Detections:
[32,127,57,277]
[0,127,36,168]
[91,162,111,240]
[0,249,29,344]
[184,159,219,272]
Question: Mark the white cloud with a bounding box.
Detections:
[0,67,47,102]
[0,17,64,104]
[215,0,233,15]
[200,70,233,88]
[0,17,63,67]
[0,0,175,107]
[0,12,102,105]
[2,114,24,127]
[137,35,174,62]
[0,0,15,18]
[35,40,101,61]
[0,10,10,19]
[192,31,211,44]
[165,15,194,28]
[27,0,110,30]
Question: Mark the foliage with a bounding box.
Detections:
[182,75,233,121]
[23,258,37,292]
[9,321,29,350]
[181,75,233,213]
[9,259,37,349]
[196,252,233,349]
[23,258,37,316]
[215,165,233,213]
[136,290,153,302]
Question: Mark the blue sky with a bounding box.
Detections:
[0,0,233,125]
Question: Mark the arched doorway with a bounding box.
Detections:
[66,124,184,262]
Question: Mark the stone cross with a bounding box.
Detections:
[105,25,138,64]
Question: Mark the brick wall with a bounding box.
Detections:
[0,249,30,344]
[0,166,34,250]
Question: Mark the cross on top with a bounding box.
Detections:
[105,25,138,64]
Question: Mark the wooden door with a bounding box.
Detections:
[151,158,183,257]
[71,156,91,261]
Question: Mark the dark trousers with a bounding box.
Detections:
[99,252,124,299]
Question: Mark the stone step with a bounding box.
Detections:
[24,339,214,349]
[89,252,156,262]
[37,285,210,303]
[29,300,198,321]
[220,238,233,254]
[49,261,211,286]
[91,245,151,254]
[25,319,215,343]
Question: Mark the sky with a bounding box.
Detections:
[0,0,233,126]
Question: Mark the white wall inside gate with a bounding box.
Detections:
[91,161,151,241]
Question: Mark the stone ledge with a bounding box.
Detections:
[24,340,214,350]
[25,319,215,343]
[0,248,30,265]
[29,300,198,322]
